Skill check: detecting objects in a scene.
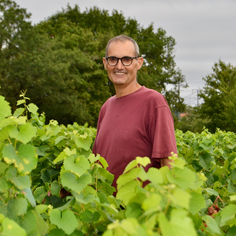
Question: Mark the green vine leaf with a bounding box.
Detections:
[158,209,197,236]
[142,193,161,211]
[117,168,140,188]
[7,198,28,217]
[199,153,214,170]
[220,204,236,227]
[8,123,37,144]
[171,188,191,209]
[13,108,25,117]
[6,167,31,189]
[74,134,93,151]
[166,167,196,190]
[3,143,37,175]
[49,209,78,235]
[61,172,91,193]
[0,217,27,236]
[34,186,47,204]
[64,154,90,176]
[79,210,100,223]
[146,167,163,185]
[0,96,12,122]
[20,209,48,236]
[27,103,38,115]
[188,192,206,215]
[202,215,221,235]
[116,180,139,205]
[123,157,150,174]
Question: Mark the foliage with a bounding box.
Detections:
[0,0,187,126]
[198,60,236,132]
[175,106,210,133]
[1,94,236,235]
[0,0,32,104]
[49,5,187,115]
[0,93,119,235]
[222,85,236,132]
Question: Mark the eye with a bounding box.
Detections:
[123,57,131,62]
[109,57,117,62]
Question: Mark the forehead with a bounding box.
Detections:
[107,40,136,57]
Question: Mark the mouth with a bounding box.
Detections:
[114,72,126,75]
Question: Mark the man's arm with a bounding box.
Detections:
[160,158,173,169]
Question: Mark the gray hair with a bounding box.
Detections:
[105,35,140,57]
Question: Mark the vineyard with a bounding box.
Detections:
[0,93,236,236]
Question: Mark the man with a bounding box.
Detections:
[93,35,177,190]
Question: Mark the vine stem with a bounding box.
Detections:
[214,195,224,205]
[164,199,171,215]
[7,137,12,145]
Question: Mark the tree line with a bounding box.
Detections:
[177,60,236,133]
[0,0,186,126]
[1,0,235,132]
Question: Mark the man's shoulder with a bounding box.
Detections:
[100,95,115,110]
[138,87,167,105]
[140,86,163,97]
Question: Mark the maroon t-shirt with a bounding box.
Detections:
[93,86,177,189]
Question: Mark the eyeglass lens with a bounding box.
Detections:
[107,57,133,66]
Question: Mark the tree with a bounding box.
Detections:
[48,5,187,118]
[0,0,32,105]
[4,20,110,125]
[222,85,236,132]
[175,106,209,133]
[1,2,187,126]
[198,60,236,132]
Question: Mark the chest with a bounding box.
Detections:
[97,101,150,144]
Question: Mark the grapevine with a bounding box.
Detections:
[0,94,236,235]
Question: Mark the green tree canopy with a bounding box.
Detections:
[50,5,187,114]
[0,0,32,104]
[198,60,236,132]
[222,85,236,132]
[0,1,187,126]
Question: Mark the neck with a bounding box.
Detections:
[114,83,142,98]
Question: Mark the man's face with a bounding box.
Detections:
[103,40,143,88]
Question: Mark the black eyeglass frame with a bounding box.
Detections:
[105,56,139,66]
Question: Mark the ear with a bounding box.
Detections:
[137,57,144,70]
[103,57,108,70]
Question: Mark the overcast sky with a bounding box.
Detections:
[14,0,236,106]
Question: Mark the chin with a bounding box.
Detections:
[112,79,126,85]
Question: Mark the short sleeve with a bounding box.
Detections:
[148,105,177,158]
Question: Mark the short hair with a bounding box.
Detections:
[105,35,140,57]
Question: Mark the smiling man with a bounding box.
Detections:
[93,35,177,191]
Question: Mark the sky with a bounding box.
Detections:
[13,0,236,106]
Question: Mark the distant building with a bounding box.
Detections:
[180,113,187,118]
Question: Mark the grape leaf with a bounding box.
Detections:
[64,154,90,176]
[49,209,78,235]
[166,167,196,190]
[75,135,93,151]
[0,96,11,122]
[199,153,214,170]
[159,209,197,236]
[6,167,31,189]
[3,143,37,175]
[61,172,91,193]
[202,215,221,235]
[8,123,37,144]
[1,217,27,236]
[7,198,28,217]
[220,204,236,226]
[188,192,206,215]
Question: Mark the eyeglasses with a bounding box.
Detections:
[105,56,138,66]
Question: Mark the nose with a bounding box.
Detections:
[116,58,124,69]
